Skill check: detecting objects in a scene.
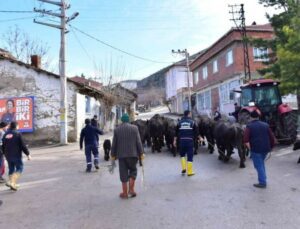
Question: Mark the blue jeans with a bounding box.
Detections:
[7,159,24,175]
[251,151,267,185]
[179,139,194,162]
[85,145,99,170]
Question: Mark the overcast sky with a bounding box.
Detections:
[0,0,280,84]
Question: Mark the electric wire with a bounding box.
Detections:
[69,24,173,64]
[0,10,34,13]
[0,16,36,23]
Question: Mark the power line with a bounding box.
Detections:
[69,24,173,64]
[0,16,37,23]
[70,27,94,62]
[0,10,34,13]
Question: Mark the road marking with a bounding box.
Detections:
[0,177,61,191]
[275,150,296,157]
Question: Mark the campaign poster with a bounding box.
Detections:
[0,96,34,132]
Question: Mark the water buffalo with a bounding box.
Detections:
[293,139,300,163]
[164,118,177,156]
[132,119,151,147]
[213,121,246,168]
[149,114,165,153]
[197,115,215,154]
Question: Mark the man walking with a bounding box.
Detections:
[111,113,144,199]
[91,115,100,147]
[80,118,103,172]
[174,110,199,176]
[230,102,241,121]
[91,115,100,128]
[2,121,31,191]
[244,110,275,188]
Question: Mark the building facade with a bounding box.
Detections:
[190,23,274,115]
[165,51,204,113]
[0,55,90,145]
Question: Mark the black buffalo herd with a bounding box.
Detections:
[132,114,248,168]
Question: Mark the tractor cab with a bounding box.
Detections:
[240,79,282,121]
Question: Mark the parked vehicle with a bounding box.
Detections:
[237,79,298,144]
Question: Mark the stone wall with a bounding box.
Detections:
[0,59,78,146]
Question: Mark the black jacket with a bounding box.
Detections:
[91,118,99,128]
[80,124,103,148]
[2,129,30,161]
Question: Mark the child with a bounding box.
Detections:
[3,122,31,191]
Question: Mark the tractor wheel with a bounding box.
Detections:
[279,111,298,145]
[238,111,251,125]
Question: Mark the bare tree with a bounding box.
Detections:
[136,87,165,107]
[2,25,50,68]
[163,98,172,112]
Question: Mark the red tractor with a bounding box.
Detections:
[238,79,298,144]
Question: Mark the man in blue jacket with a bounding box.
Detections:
[174,110,199,176]
[244,110,275,188]
[80,118,104,172]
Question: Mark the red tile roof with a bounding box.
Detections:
[70,76,103,90]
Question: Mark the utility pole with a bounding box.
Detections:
[34,0,79,145]
[229,4,251,82]
[172,49,192,111]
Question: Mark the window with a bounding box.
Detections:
[253,47,269,61]
[254,86,281,106]
[241,88,252,106]
[197,90,211,111]
[85,96,91,113]
[202,66,208,79]
[219,84,229,104]
[213,59,218,73]
[193,71,199,85]
[219,80,240,105]
[226,50,233,66]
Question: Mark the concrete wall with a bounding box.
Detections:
[76,93,86,140]
[0,59,79,145]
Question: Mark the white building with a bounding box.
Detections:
[165,64,192,113]
[165,51,204,114]
[0,54,136,145]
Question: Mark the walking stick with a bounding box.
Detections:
[139,157,145,189]
[108,160,116,174]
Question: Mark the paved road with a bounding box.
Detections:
[137,106,175,120]
[1,136,299,229]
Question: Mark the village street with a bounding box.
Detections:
[0,129,299,229]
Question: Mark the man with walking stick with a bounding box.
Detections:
[111,113,144,199]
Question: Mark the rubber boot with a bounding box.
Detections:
[119,182,128,199]
[128,178,137,198]
[10,173,21,191]
[187,162,195,176]
[5,175,13,188]
[181,157,186,174]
